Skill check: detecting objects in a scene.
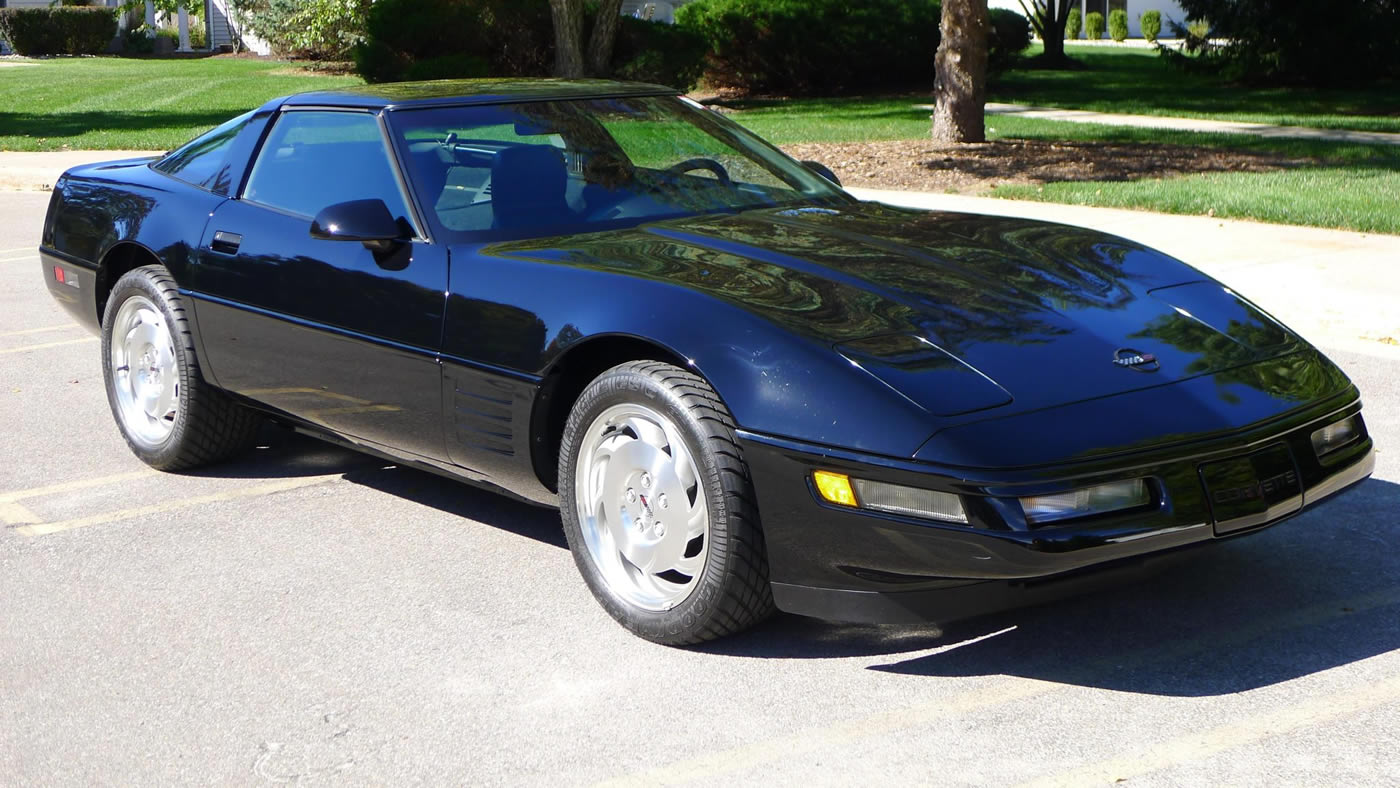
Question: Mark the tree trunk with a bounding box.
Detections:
[1039,0,1072,63]
[932,0,990,144]
[586,0,625,77]
[550,0,586,78]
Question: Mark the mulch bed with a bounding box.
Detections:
[778,138,1315,194]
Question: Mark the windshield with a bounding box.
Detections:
[386,95,851,240]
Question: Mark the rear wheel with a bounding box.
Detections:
[101,265,261,470]
[558,361,775,645]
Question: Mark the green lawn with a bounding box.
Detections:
[0,57,362,152]
[994,44,1400,134]
[717,92,1400,234]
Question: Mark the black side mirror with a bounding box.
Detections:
[801,160,841,187]
[311,199,405,248]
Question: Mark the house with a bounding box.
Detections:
[990,0,1188,38]
[619,1,696,25]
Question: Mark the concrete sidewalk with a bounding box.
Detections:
[0,150,162,191]
[981,103,1400,147]
[850,187,1400,360]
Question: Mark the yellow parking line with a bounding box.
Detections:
[1020,674,1400,788]
[0,337,97,355]
[13,473,343,537]
[0,324,79,338]
[598,584,1400,786]
[0,254,37,264]
[0,501,40,525]
[0,469,156,503]
[0,246,36,255]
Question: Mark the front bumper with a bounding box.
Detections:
[741,398,1374,625]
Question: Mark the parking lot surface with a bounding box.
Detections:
[2,191,1398,784]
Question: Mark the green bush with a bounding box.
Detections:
[241,0,373,60]
[353,0,553,83]
[0,7,116,55]
[612,16,707,90]
[988,8,1032,74]
[1107,9,1128,41]
[1085,11,1104,40]
[676,0,941,95]
[1066,8,1081,39]
[1176,0,1400,84]
[1140,9,1161,42]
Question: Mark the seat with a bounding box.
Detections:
[490,144,574,231]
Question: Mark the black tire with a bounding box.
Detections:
[558,361,775,646]
[101,264,262,471]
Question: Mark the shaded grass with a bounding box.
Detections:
[0,57,362,152]
[993,44,1400,133]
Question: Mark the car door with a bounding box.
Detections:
[189,108,449,460]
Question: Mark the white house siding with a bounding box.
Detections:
[204,0,269,54]
[988,0,1188,38]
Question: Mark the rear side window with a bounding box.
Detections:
[242,110,412,224]
[153,111,251,194]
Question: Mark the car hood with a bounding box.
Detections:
[494,201,1306,419]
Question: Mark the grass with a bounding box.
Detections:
[993,44,1400,133]
[0,57,362,152]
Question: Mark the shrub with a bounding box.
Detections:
[677,0,941,95]
[988,8,1032,74]
[1107,9,1128,41]
[0,7,117,55]
[612,16,707,90]
[354,0,556,83]
[242,0,373,60]
[1066,8,1081,39]
[1140,9,1161,42]
[1085,11,1104,40]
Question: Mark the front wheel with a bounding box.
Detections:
[558,361,775,645]
[101,264,262,470]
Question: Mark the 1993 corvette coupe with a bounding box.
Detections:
[41,79,1374,645]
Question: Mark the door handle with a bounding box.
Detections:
[210,230,242,255]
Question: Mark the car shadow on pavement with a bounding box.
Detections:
[184,424,568,547]
[711,477,1400,696]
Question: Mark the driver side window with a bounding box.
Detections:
[243,110,412,226]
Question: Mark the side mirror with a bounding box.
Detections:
[310,199,405,247]
[801,160,841,187]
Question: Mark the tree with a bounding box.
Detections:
[549,0,626,78]
[548,0,585,77]
[932,0,989,143]
[1173,0,1400,85]
[586,0,624,76]
[1015,0,1076,66]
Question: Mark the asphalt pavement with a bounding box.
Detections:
[2,190,1398,784]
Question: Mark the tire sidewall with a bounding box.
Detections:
[559,366,731,644]
[101,267,197,469]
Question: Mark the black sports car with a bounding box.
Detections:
[40,79,1374,645]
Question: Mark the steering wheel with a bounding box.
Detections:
[665,157,731,186]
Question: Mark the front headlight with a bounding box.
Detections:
[812,471,968,524]
[1019,479,1152,525]
[1311,415,1360,458]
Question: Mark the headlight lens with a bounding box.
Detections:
[851,478,968,523]
[1311,415,1360,458]
[812,472,968,524]
[1020,479,1151,525]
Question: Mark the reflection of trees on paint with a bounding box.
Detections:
[491,201,1157,356]
[1132,312,1344,402]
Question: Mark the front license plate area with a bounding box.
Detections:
[1200,444,1303,535]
